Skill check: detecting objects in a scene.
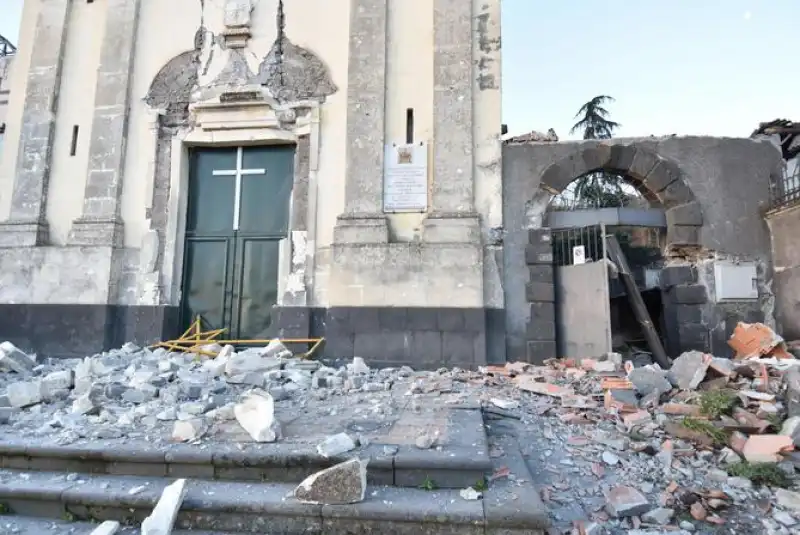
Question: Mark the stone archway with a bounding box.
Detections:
[538,143,703,252]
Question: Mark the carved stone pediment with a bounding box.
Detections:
[190,85,314,133]
[256,36,337,103]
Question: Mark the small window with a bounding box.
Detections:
[405,108,414,144]
[70,125,79,156]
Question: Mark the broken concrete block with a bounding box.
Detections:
[72,388,102,415]
[141,478,188,535]
[172,418,205,442]
[262,339,292,360]
[742,435,794,463]
[348,357,370,375]
[668,350,711,390]
[294,458,368,505]
[415,433,436,450]
[225,352,282,377]
[90,520,121,535]
[41,370,74,401]
[234,390,279,442]
[605,485,651,518]
[459,487,482,500]
[317,432,357,457]
[0,342,35,374]
[6,380,43,408]
[628,367,672,396]
[642,507,674,525]
[776,489,800,512]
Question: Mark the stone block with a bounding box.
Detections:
[526,318,556,341]
[333,216,389,244]
[323,334,353,359]
[462,309,485,332]
[607,144,637,171]
[666,201,703,227]
[442,332,475,367]
[658,179,695,209]
[670,284,708,304]
[325,308,352,335]
[273,307,310,338]
[644,159,682,192]
[349,308,381,333]
[676,323,710,353]
[580,145,611,171]
[529,302,555,322]
[525,249,554,265]
[667,224,701,247]
[627,148,660,180]
[528,228,552,245]
[674,304,703,324]
[540,164,573,193]
[526,340,557,362]
[524,242,552,265]
[525,282,555,303]
[437,308,465,331]
[660,265,696,288]
[528,264,554,283]
[410,331,442,363]
[354,333,399,360]
[378,307,407,330]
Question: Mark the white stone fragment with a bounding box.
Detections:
[225,351,281,377]
[294,458,368,505]
[348,357,370,375]
[317,432,357,457]
[172,418,205,442]
[234,390,279,442]
[90,520,121,535]
[6,380,43,408]
[261,339,292,359]
[460,487,482,500]
[0,341,36,374]
[141,478,188,535]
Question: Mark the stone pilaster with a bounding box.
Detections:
[0,0,73,247]
[423,0,477,243]
[68,0,141,247]
[333,0,389,244]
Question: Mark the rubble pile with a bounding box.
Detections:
[0,339,403,445]
[476,322,800,534]
[1,322,800,533]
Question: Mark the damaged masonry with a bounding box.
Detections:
[0,326,798,534]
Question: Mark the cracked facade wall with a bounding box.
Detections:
[503,137,781,360]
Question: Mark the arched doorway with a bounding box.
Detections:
[521,142,705,362]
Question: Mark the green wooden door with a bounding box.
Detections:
[181,145,294,340]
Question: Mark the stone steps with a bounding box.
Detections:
[0,406,493,491]
[0,468,547,534]
[0,439,490,490]
[2,516,238,534]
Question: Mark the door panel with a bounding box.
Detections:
[186,149,238,235]
[238,146,294,235]
[232,237,282,340]
[555,262,612,358]
[181,145,294,340]
[181,237,233,332]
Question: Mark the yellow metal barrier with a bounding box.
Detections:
[151,316,325,359]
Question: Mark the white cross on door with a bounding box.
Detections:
[212,147,266,231]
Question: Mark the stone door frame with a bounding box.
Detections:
[158,97,322,311]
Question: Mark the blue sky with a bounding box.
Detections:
[1,0,797,139]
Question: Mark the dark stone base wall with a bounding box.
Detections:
[524,228,557,363]
[0,303,504,370]
[0,304,180,358]
[660,265,711,356]
[274,306,505,370]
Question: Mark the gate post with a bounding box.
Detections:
[525,228,557,362]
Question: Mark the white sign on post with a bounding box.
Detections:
[383,143,429,212]
[572,245,586,265]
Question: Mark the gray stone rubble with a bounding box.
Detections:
[1,338,800,533]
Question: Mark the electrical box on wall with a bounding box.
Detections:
[714,262,758,300]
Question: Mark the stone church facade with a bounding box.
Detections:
[0,0,503,367]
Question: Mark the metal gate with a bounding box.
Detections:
[551,224,613,357]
